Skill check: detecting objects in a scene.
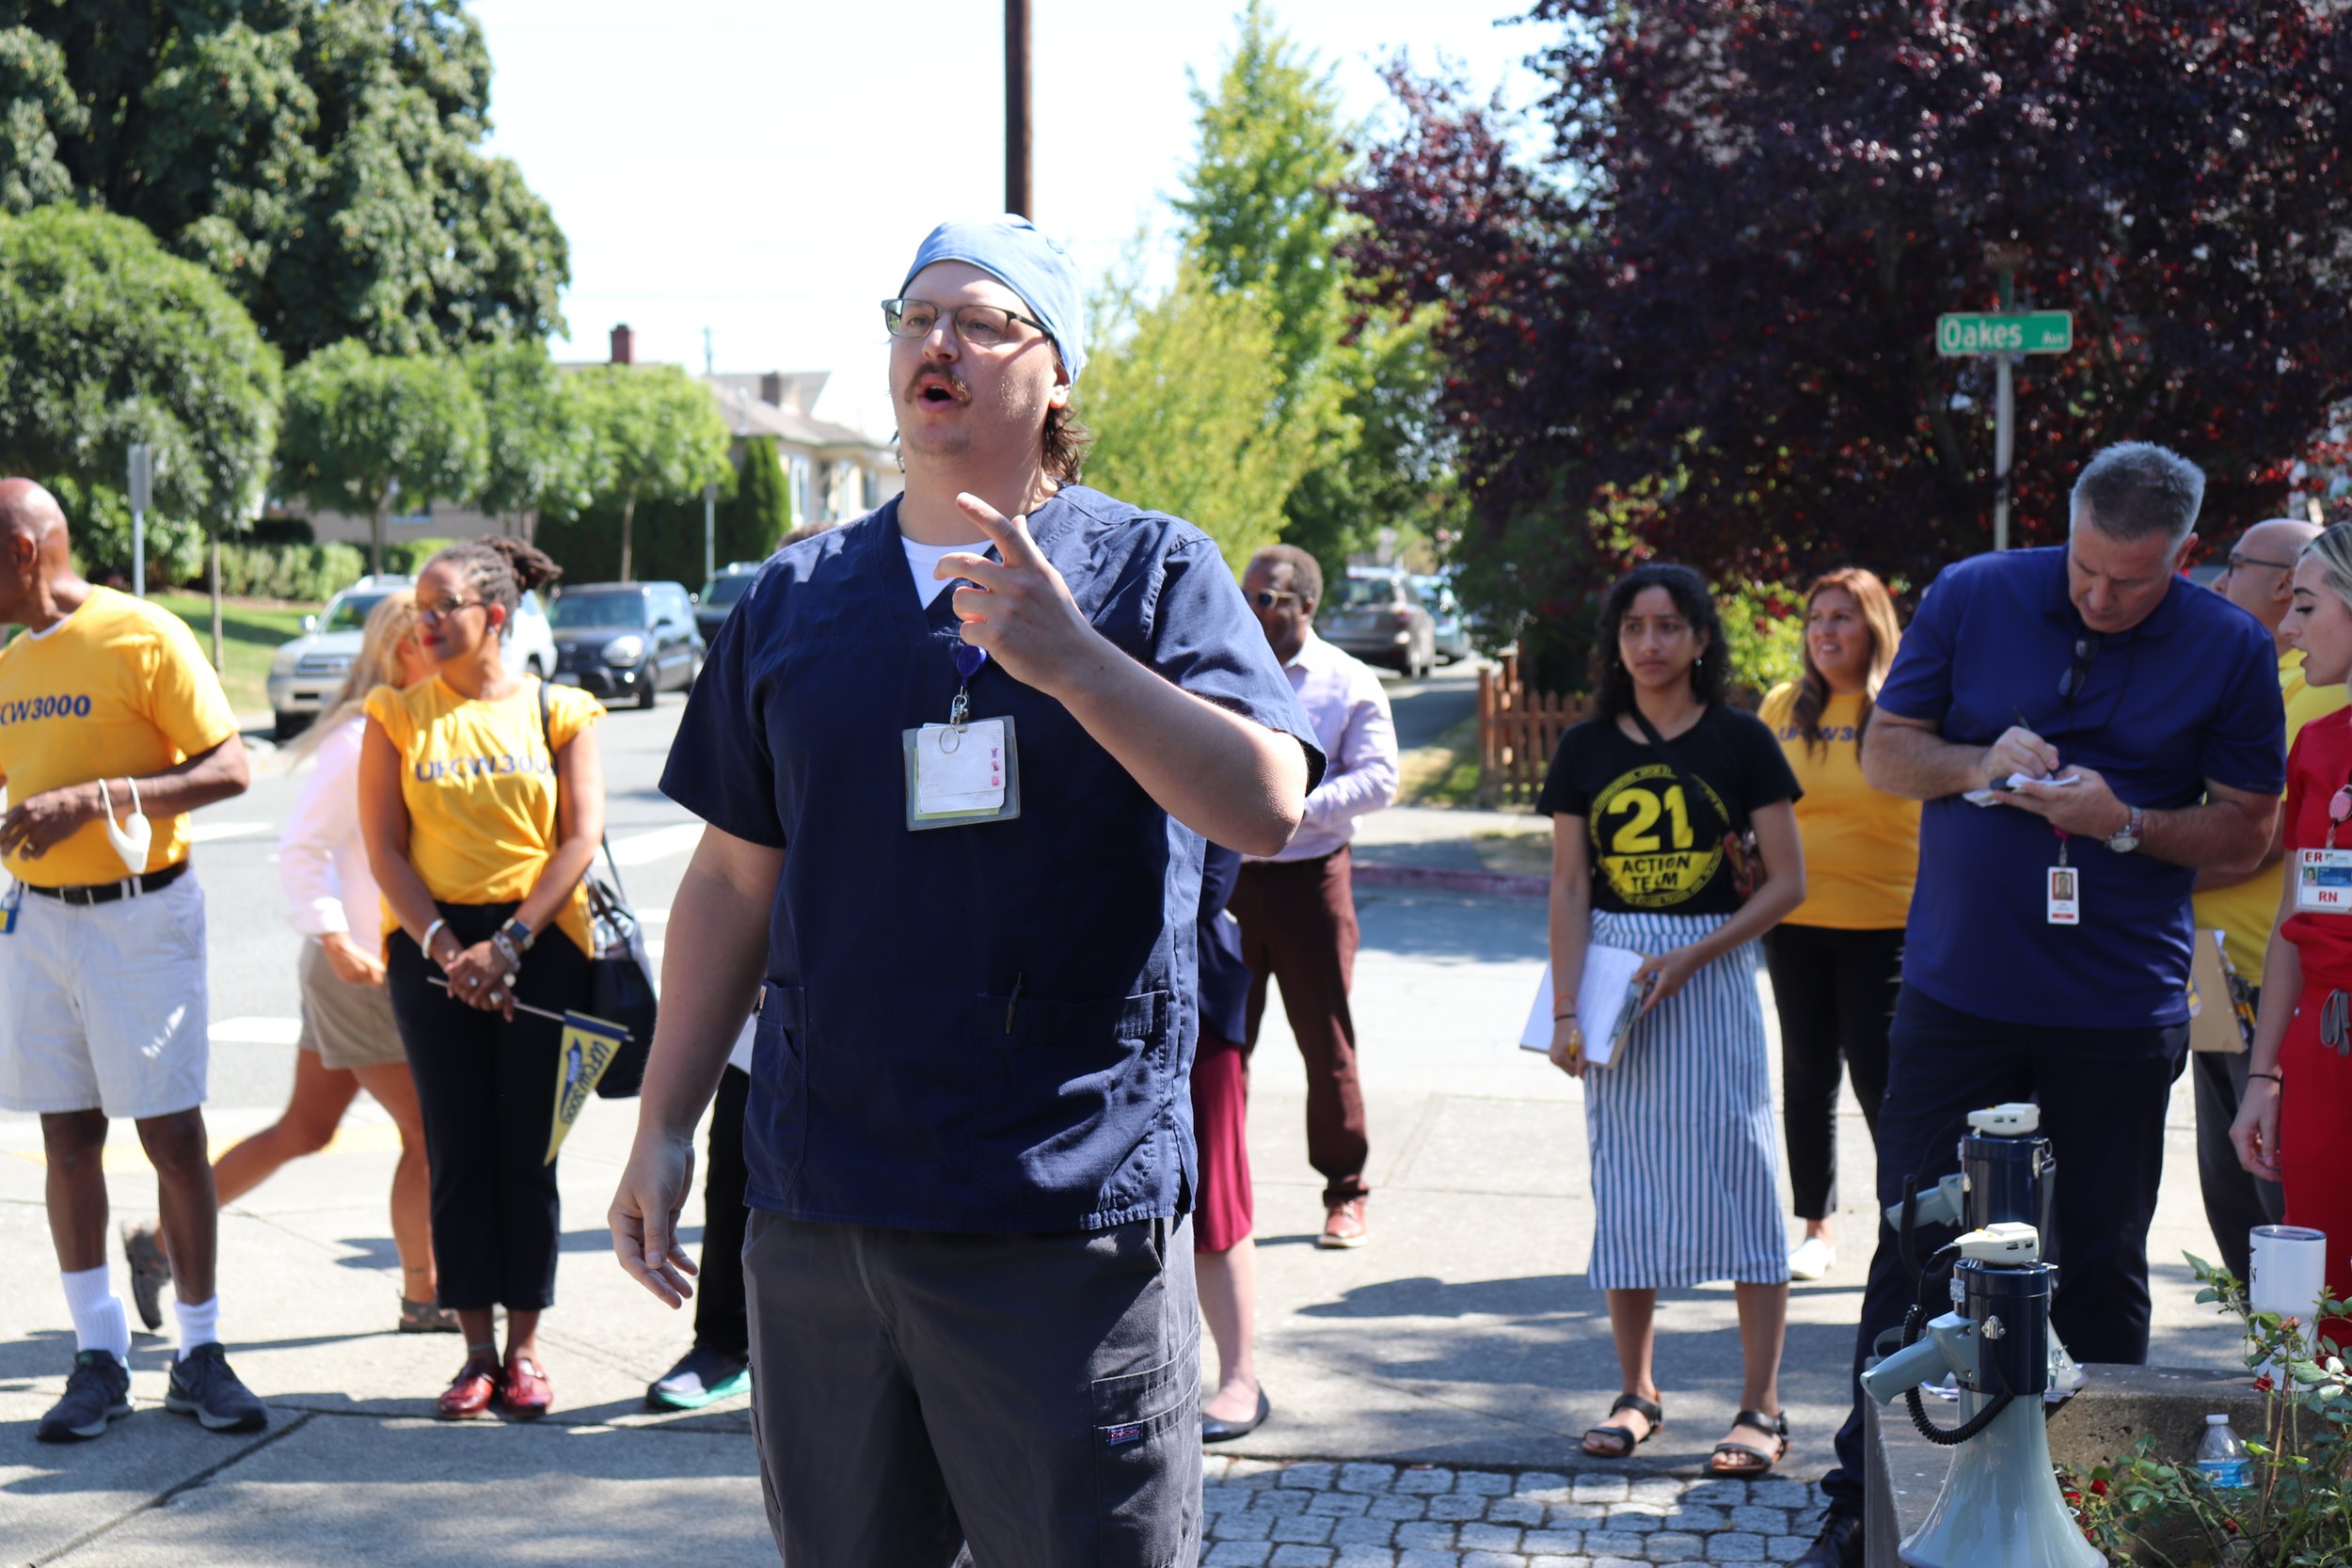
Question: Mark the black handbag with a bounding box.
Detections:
[538,681,658,1098]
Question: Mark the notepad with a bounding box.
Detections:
[1963,771,2082,806]
[1518,945,1649,1067]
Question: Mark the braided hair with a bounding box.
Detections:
[425,537,561,640]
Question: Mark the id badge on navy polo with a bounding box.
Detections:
[2295,848,2352,914]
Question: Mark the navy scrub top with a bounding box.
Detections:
[661,487,1325,1232]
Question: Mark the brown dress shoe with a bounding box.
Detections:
[437,1356,500,1421]
[501,1353,553,1419]
[1317,1196,1370,1249]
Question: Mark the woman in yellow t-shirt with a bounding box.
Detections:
[1757,569,1919,1283]
[358,537,606,1422]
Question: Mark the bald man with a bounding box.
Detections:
[0,480,264,1441]
[2191,515,2339,1279]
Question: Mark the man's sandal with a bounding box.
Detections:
[1581,1393,1663,1459]
[1708,1408,1789,1476]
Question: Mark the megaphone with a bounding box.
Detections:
[1860,1224,2101,1568]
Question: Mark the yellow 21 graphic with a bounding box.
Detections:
[1608,784,1695,854]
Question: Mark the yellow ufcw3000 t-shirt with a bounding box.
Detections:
[1761,683,1921,931]
[0,589,238,888]
[365,675,606,957]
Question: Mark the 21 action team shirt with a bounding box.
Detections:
[363,675,606,957]
[1537,705,1801,915]
[0,588,238,888]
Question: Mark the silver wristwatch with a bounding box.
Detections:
[2106,803,2144,854]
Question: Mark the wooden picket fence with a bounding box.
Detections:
[1477,653,1592,808]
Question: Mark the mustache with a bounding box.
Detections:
[904,367,970,404]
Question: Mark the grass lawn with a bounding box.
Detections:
[154,594,319,720]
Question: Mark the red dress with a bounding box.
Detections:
[2278,707,2352,1343]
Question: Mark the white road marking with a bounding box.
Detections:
[607,822,704,867]
[187,821,275,845]
[211,1015,304,1045]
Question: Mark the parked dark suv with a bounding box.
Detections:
[696,562,763,647]
[549,581,702,708]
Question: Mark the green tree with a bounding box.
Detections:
[1080,267,1339,574]
[723,436,794,565]
[576,364,733,582]
[0,205,281,578]
[1170,1,1453,571]
[467,341,595,541]
[0,1,567,360]
[278,340,487,574]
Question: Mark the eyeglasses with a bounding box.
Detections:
[2058,634,2099,702]
[881,298,1049,349]
[1250,590,1302,609]
[2224,552,2297,575]
[418,596,486,625]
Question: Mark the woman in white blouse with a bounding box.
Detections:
[122,594,451,1335]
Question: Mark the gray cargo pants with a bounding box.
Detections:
[743,1209,1201,1568]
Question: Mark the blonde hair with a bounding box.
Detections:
[1792,568,1902,754]
[2302,523,2352,615]
[283,591,423,766]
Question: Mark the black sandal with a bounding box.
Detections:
[1581,1392,1664,1458]
[1708,1407,1789,1476]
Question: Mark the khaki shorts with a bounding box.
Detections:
[0,871,210,1118]
[297,939,407,1071]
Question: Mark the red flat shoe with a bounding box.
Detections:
[437,1356,500,1421]
[501,1353,553,1420]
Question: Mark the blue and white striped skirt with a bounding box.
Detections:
[1583,909,1788,1291]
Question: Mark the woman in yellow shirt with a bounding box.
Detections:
[1757,569,1919,1282]
[358,538,606,1421]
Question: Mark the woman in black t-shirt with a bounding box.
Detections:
[1540,562,1807,1476]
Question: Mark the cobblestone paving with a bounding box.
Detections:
[1200,1457,1827,1568]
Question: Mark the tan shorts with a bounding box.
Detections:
[298,939,407,1071]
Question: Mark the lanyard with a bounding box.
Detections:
[943,644,989,750]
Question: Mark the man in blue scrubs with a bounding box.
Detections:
[609,215,1322,1568]
[1790,442,2284,1568]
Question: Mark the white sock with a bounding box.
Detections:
[61,1266,131,1361]
[173,1293,220,1352]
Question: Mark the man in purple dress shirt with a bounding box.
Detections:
[1232,546,1401,1247]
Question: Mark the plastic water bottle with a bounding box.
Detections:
[2195,1413,2253,1491]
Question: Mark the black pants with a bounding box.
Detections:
[1820,986,2187,1514]
[743,1212,1200,1567]
[694,1064,752,1357]
[386,902,590,1313]
[2193,1028,2286,1282]
[1762,924,1901,1220]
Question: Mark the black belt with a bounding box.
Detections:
[21,860,190,906]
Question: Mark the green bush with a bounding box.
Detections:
[383,537,456,576]
[201,542,368,602]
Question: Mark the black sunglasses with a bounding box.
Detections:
[1251,590,1302,609]
[2058,634,2099,701]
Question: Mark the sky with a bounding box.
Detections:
[474,0,1554,438]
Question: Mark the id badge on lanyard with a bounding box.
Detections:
[2046,829,2080,927]
[903,643,1024,831]
[2295,782,2352,914]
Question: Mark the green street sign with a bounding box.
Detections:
[1936,311,2073,356]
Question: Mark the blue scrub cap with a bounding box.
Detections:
[899,215,1087,385]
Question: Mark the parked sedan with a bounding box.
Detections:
[1412,573,1474,664]
[549,581,703,708]
[696,562,763,647]
[1320,569,1438,677]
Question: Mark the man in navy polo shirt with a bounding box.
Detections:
[1791,442,2283,1568]
[607,215,1321,1568]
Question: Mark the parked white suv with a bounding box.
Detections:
[266,574,557,740]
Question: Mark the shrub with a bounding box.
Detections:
[201,543,368,602]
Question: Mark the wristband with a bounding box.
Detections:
[421,918,451,964]
[2249,1071,2282,1085]
[1553,1010,1580,1022]
[490,932,522,972]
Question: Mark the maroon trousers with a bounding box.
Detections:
[1230,846,1369,1207]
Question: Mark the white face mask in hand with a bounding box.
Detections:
[97,776,153,876]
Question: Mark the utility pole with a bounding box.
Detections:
[1005,0,1032,217]
[704,325,714,376]
[126,444,152,597]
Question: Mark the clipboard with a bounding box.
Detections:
[2186,927,2249,1055]
[1518,945,1648,1066]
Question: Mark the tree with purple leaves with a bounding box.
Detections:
[1349,2,2352,665]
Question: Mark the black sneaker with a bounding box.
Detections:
[164,1342,268,1433]
[121,1220,171,1333]
[646,1346,751,1410]
[36,1350,133,1443]
[1789,1507,1864,1568]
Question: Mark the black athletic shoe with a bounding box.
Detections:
[1788,1508,1864,1568]
[164,1342,268,1433]
[36,1350,133,1443]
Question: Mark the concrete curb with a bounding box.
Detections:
[1353,863,1550,899]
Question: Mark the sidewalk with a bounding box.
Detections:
[1,813,2237,1566]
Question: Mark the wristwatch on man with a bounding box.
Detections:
[2106,803,2144,854]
